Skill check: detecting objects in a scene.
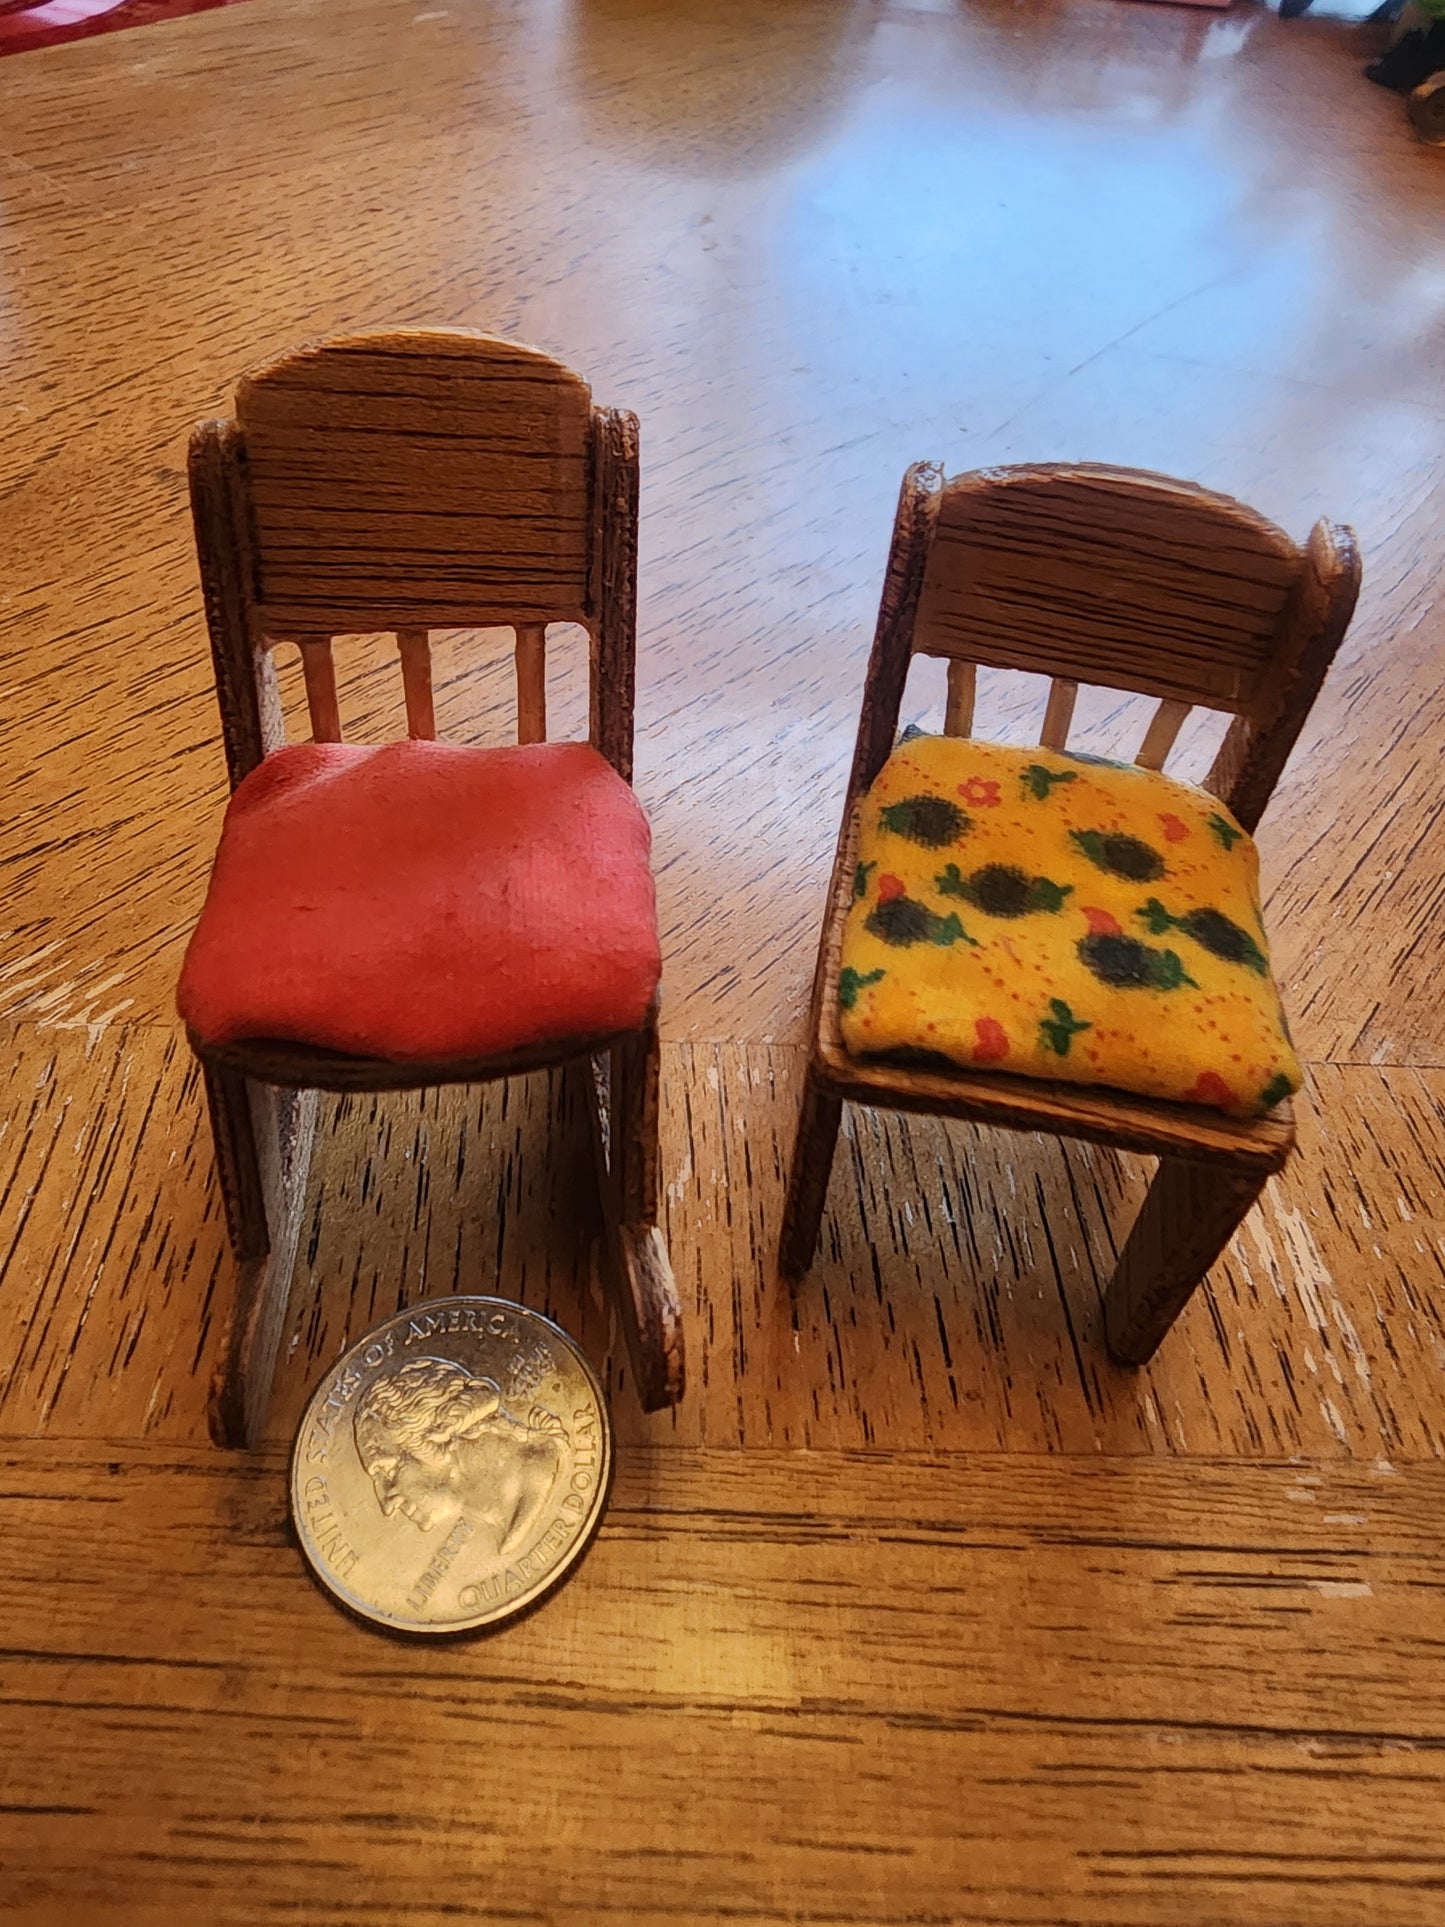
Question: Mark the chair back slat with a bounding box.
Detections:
[515,624,547,744]
[843,461,1356,836]
[191,334,642,793]
[298,637,341,742]
[1039,676,1078,750]
[396,629,436,739]
[1136,698,1191,772]
[235,331,594,633]
[912,465,1302,711]
[943,658,975,737]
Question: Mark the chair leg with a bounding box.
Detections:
[1104,1156,1271,1365]
[202,1060,269,1263]
[778,1067,843,1280]
[201,1063,319,1449]
[585,1008,684,1412]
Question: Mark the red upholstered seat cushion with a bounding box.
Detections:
[178,739,661,1062]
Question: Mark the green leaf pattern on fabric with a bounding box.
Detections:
[1259,1071,1294,1111]
[878,795,969,848]
[1039,998,1091,1056]
[838,966,886,1011]
[1208,813,1242,852]
[1021,763,1078,801]
[936,862,1072,917]
[1078,931,1197,991]
[1138,897,1268,975]
[865,896,977,949]
[1069,828,1166,883]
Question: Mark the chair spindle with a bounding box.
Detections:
[1135,699,1191,772]
[944,659,977,738]
[396,629,436,740]
[298,637,342,743]
[515,624,547,744]
[1040,677,1078,751]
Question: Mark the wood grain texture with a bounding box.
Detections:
[3,1440,1445,1926]
[205,1079,319,1447]
[237,331,594,631]
[778,1064,844,1280]
[6,1022,1445,1463]
[588,405,641,782]
[1039,672,1079,749]
[1,0,1441,1057]
[4,2,1445,1914]
[194,1019,639,1095]
[914,465,1304,709]
[1205,516,1362,835]
[1135,697,1191,772]
[189,418,285,789]
[297,635,341,741]
[908,466,1360,836]
[1104,1156,1272,1365]
[395,628,435,739]
[943,656,976,738]
[587,1005,686,1413]
[514,620,547,744]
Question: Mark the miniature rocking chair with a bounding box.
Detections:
[180,330,683,1446]
[781,462,1359,1363]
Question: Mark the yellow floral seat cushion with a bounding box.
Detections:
[838,735,1299,1119]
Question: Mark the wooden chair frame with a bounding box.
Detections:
[780,461,1360,1363]
[187,329,683,1446]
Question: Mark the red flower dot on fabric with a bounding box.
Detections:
[1186,1071,1235,1109]
[877,873,906,903]
[958,776,1002,807]
[1159,812,1190,843]
[972,1016,1009,1064]
[1081,905,1122,937]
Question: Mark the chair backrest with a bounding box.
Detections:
[188,329,639,787]
[850,461,1360,833]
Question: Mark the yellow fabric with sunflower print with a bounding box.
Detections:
[838,736,1299,1118]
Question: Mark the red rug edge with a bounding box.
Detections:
[0,0,252,59]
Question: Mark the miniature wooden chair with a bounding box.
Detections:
[180,329,683,1446]
[781,462,1359,1362]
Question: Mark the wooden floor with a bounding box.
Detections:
[3,0,1445,1919]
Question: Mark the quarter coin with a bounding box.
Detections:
[289,1297,611,1634]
